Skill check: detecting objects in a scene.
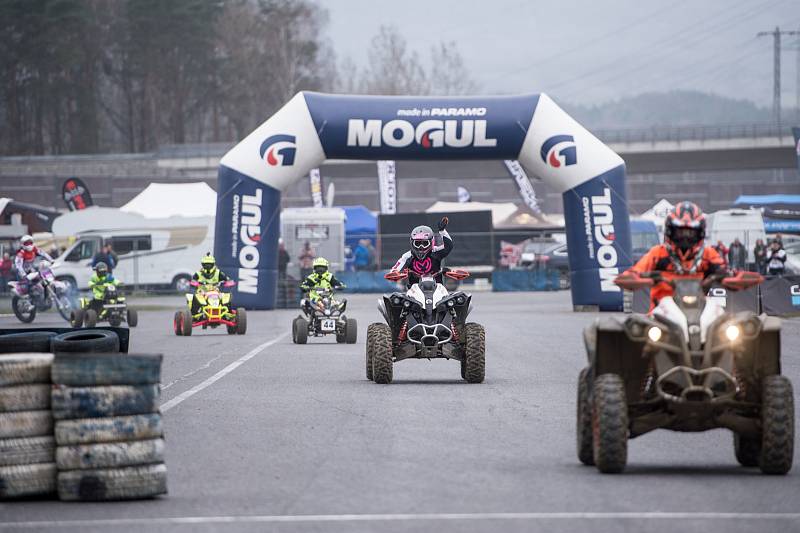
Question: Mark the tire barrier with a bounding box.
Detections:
[0,326,130,354]
[0,353,56,499]
[52,353,167,501]
[491,270,560,292]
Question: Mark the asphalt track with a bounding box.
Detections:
[0,291,799,533]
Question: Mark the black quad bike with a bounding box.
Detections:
[292,287,357,344]
[72,284,138,328]
[578,270,793,474]
[366,268,484,384]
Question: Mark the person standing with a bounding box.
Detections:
[766,240,787,276]
[712,240,729,268]
[278,239,290,279]
[0,252,12,293]
[92,243,118,273]
[753,239,767,274]
[353,240,370,271]
[727,238,746,271]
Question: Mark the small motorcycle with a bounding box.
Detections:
[174,280,246,336]
[8,261,73,323]
[71,284,137,328]
[293,287,356,344]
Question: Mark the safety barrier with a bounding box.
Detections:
[491,270,560,292]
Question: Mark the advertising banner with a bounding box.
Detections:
[377,160,397,214]
[761,275,800,316]
[794,127,800,173]
[503,160,540,213]
[61,178,93,211]
[308,168,324,208]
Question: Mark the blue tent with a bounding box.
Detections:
[734,195,800,208]
[342,205,377,248]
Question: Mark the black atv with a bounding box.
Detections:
[578,270,793,474]
[292,287,357,344]
[72,284,137,328]
[366,268,484,384]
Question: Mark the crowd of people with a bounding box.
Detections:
[711,233,787,276]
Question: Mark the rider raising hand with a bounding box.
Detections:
[390,216,453,287]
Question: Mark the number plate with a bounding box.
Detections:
[320,319,336,332]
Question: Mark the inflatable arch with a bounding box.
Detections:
[215,92,632,311]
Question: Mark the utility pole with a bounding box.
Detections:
[757,27,800,126]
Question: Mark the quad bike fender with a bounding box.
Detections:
[754,314,782,377]
[587,317,648,403]
[185,294,193,305]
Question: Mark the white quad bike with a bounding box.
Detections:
[366,268,484,384]
[579,270,794,474]
[9,260,73,323]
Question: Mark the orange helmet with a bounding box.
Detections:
[665,201,706,253]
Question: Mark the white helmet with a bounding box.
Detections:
[20,235,34,252]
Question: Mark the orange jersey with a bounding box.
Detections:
[627,244,725,306]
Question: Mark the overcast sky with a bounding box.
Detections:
[324,0,800,107]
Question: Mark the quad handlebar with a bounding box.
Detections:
[614,270,763,292]
[384,268,470,282]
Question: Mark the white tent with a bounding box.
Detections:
[426,201,519,227]
[641,199,673,222]
[120,182,217,218]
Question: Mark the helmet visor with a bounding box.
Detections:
[412,239,432,251]
[313,265,328,274]
[673,227,702,250]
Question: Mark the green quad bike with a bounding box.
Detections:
[71,283,137,328]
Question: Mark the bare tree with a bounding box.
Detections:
[429,42,479,96]
[361,26,430,95]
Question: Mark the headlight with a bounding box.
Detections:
[725,324,740,341]
[447,299,454,307]
[681,295,697,305]
[324,310,331,316]
[208,296,219,306]
[647,326,662,342]
[403,300,411,308]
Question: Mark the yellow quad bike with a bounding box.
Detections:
[174,280,246,336]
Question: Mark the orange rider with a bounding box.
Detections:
[621,202,725,310]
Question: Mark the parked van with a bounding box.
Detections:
[706,209,766,264]
[52,225,212,291]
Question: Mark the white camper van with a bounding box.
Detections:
[52,225,212,291]
[706,209,766,264]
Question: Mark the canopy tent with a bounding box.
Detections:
[120,182,217,218]
[734,195,800,234]
[495,205,564,229]
[734,195,800,208]
[426,201,519,227]
[342,205,377,248]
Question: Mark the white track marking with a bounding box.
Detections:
[3,512,800,529]
[161,332,288,412]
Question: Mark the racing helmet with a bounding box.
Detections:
[665,201,706,254]
[94,262,108,276]
[201,253,216,274]
[20,235,34,252]
[313,257,329,275]
[410,225,434,259]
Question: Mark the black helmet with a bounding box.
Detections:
[410,225,434,259]
[95,262,108,276]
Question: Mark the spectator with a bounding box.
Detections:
[766,240,786,276]
[298,241,315,280]
[712,240,728,268]
[773,233,784,247]
[0,252,12,293]
[365,240,377,271]
[727,238,746,271]
[753,239,767,274]
[353,239,370,271]
[91,243,118,273]
[277,239,290,279]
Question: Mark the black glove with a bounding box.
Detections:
[437,216,449,231]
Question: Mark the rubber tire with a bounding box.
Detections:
[55,414,163,446]
[372,323,393,384]
[295,318,308,344]
[11,296,36,323]
[463,323,485,383]
[84,309,98,328]
[126,309,138,328]
[291,318,299,343]
[70,308,85,328]
[227,324,237,335]
[0,332,56,354]
[236,308,247,334]
[366,323,382,381]
[51,385,160,420]
[57,463,168,501]
[592,373,628,473]
[0,384,51,412]
[52,353,162,386]
[173,311,183,336]
[0,353,53,385]
[0,410,53,439]
[0,463,56,498]
[180,310,192,336]
[734,433,761,467]
[759,375,794,475]
[577,367,595,466]
[51,330,120,354]
[346,318,358,344]
[0,436,55,466]
[56,438,165,471]
[172,274,191,293]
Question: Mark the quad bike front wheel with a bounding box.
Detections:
[759,375,794,475]
[577,367,595,466]
[70,309,85,328]
[173,311,184,336]
[294,317,308,344]
[179,309,193,336]
[11,296,36,324]
[371,323,393,384]
[84,309,98,328]
[345,318,358,344]
[127,309,138,328]
[734,433,761,467]
[462,323,485,384]
[365,323,382,381]
[235,308,247,335]
[592,373,628,473]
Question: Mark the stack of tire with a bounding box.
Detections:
[51,353,167,501]
[0,352,57,499]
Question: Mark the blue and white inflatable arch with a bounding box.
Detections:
[215,92,632,311]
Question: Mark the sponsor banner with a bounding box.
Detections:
[503,160,540,213]
[563,165,632,311]
[794,127,800,173]
[761,275,800,316]
[61,178,93,211]
[308,168,323,208]
[214,166,281,309]
[303,93,540,160]
[377,160,397,214]
[457,186,471,203]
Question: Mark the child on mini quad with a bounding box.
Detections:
[174,253,245,335]
[189,253,232,319]
[72,261,136,327]
[299,257,345,316]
